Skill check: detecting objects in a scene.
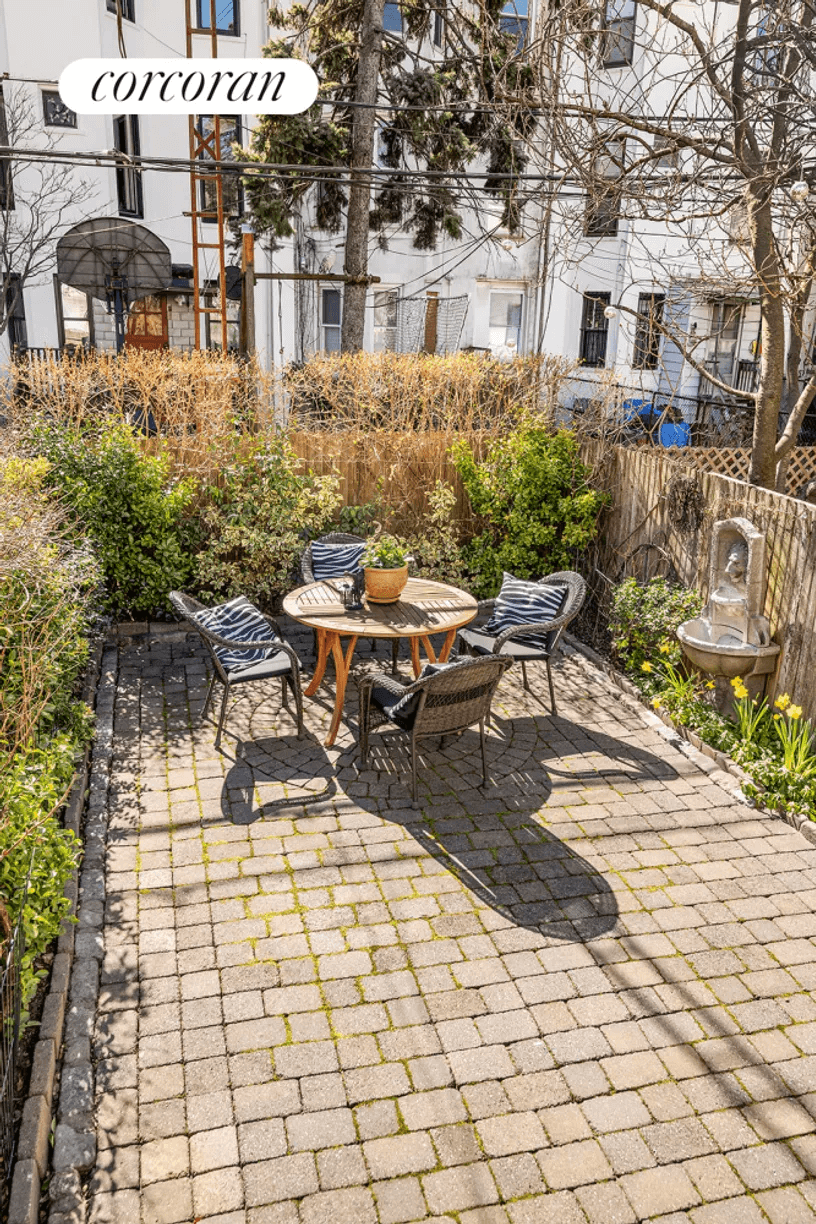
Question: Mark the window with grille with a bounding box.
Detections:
[373,290,398,352]
[56,280,93,350]
[602,0,636,66]
[632,292,665,370]
[579,292,611,367]
[322,288,342,352]
[0,89,13,211]
[42,91,77,128]
[114,114,143,217]
[653,134,679,169]
[106,0,135,22]
[196,115,243,221]
[196,0,239,34]
[585,140,623,237]
[6,275,27,350]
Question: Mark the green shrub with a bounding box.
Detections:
[196,434,342,609]
[451,427,603,598]
[0,458,96,1007]
[0,737,83,1007]
[406,481,469,590]
[32,421,196,616]
[610,576,702,676]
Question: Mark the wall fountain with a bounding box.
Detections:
[677,517,780,695]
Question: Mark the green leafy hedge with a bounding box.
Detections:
[452,427,603,598]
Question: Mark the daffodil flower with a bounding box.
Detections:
[789,705,803,720]
[705,681,715,690]
[641,662,653,673]
[652,697,661,709]
[775,694,791,711]
[659,643,670,655]
[730,676,744,690]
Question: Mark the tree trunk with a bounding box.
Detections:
[341,0,385,353]
[748,195,786,488]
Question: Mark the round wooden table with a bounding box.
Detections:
[283,577,479,746]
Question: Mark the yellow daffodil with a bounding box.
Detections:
[773,712,782,720]
[775,694,791,711]
[641,662,653,673]
[659,643,670,655]
[705,681,715,690]
[730,676,744,690]
[789,705,803,720]
[652,697,661,709]
[734,685,749,700]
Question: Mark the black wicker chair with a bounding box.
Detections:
[457,571,586,715]
[358,655,512,803]
[299,531,399,674]
[170,591,304,749]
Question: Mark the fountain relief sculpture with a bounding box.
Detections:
[677,517,780,689]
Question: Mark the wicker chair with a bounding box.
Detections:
[457,571,586,715]
[358,655,512,802]
[299,531,399,674]
[170,591,304,749]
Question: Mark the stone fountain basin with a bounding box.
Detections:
[677,618,780,679]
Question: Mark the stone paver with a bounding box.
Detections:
[88,627,816,1221]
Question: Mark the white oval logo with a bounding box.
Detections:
[58,58,318,115]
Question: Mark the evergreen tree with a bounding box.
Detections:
[242,0,533,350]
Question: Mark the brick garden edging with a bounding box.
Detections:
[7,643,104,1224]
[564,632,816,849]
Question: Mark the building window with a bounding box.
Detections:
[579,292,611,367]
[709,300,744,383]
[114,114,143,217]
[632,292,665,370]
[106,0,135,22]
[0,88,13,211]
[42,90,77,129]
[196,115,243,220]
[602,0,636,67]
[196,0,239,34]
[654,134,679,169]
[489,291,523,356]
[56,280,93,350]
[6,275,27,350]
[500,0,528,47]
[432,6,444,46]
[321,288,342,352]
[585,140,623,237]
[205,296,240,351]
[373,290,398,352]
[383,3,402,33]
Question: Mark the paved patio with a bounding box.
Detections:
[89,627,816,1223]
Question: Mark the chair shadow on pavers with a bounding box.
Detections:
[221,733,339,825]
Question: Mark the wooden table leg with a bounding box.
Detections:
[420,634,437,664]
[305,627,333,697]
[409,636,422,678]
[438,628,457,662]
[326,633,358,747]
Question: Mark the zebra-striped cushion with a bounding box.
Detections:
[190,596,280,672]
[311,540,366,580]
[485,575,567,653]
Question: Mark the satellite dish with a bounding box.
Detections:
[57,218,173,351]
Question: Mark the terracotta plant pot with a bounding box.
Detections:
[364,564,408,604]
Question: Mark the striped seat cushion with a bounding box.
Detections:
[385,661,456,725]
[485,575,567,653]
[311,540,366,580]
[190,595,281,673]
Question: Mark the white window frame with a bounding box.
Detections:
[373,288,398,352]
[321,286,342,352]
[488,289,524,356]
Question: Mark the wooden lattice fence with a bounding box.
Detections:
[685,446,816,493]
[582,441,816,721]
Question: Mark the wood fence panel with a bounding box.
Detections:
[582,441,816,720]
[290,430,487,532]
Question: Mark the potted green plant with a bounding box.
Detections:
[361,534,411,603]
